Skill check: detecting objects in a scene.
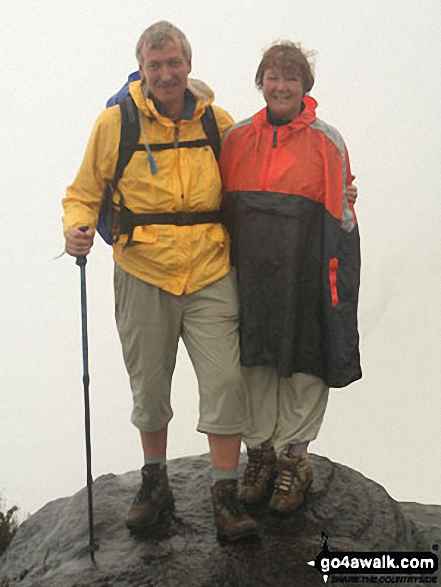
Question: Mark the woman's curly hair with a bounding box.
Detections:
[255,41,316,94]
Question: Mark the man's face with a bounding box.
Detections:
[262,67,304,121]
[139,39,191,115]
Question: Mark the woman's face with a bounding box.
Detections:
[262,67,304,121]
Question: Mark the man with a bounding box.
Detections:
[63,20,258,543]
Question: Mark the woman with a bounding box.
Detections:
[220,41,361,514]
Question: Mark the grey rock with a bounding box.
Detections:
[0,454,439,587]
[399,502,441,547]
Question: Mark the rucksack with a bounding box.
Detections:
[97,89,222,245]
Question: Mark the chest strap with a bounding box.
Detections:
[132,138,213,152]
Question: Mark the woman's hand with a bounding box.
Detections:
[347,184,358,204]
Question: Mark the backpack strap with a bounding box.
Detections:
[101,98,223,245]
[115,99,220,182]
[97,95,139,245]
[126,105,221,160]
[200,106,221,161]
[113,95,140,185]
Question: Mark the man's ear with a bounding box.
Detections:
[138,65,145,81]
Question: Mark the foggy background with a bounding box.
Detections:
[1,0,440,517]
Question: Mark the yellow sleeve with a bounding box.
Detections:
[62,106,121,235]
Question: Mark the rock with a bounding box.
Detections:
[399,502,441,547]
[0,454,439,587]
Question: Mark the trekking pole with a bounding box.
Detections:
[76,226,99,562]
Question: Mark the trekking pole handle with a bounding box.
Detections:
[76,226,89,267]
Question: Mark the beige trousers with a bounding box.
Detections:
[114,265,247,434]
[241,366,329,455]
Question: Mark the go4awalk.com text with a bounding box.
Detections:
[309,544,438,584]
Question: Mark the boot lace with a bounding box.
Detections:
[273,466,296,495]
[243,451,263,485]
[134,471,161,504]
[222,488,245,519]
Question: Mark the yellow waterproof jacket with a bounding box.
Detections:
[62,79,234,294]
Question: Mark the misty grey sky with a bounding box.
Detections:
[1,0,440,517]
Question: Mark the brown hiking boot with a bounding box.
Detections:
[239,444,278,506]
[125,463,175,530]
[269,454,313,514]
[211,479,259,543]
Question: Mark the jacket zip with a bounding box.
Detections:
[261,126,278,190]
[174,125,185,210]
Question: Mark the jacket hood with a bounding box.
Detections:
[129,78,215,122]
[253,94,318,130]
[251,94,318,151]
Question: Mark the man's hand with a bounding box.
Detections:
[65,227,96,257]
[347,184,358,204]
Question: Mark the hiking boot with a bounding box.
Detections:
[239,444,278,506]
[125,463,175,530]
[269,454,313,514]
[211,479,259,543]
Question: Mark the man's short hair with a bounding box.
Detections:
[136,20,192,64]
